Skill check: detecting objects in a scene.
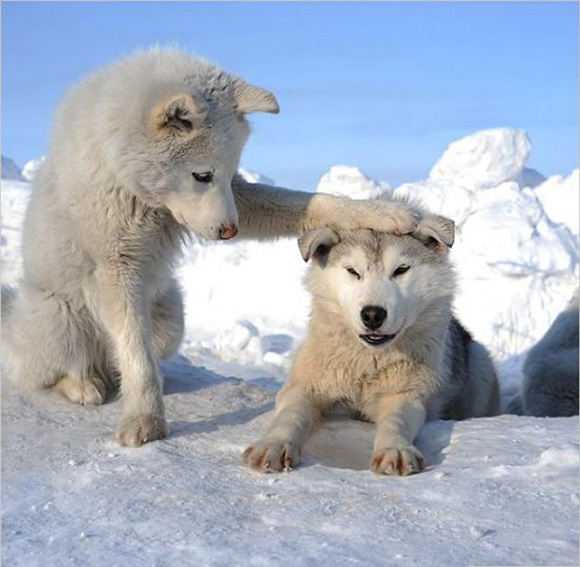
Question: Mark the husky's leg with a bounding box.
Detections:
[370,394,426,476]
[4,285,109,404]
[242,385,319,473]
[91,266,168,447]
[151,279,185,361]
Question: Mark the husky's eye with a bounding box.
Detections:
[393,265,410,278]
[192,171,213,183]
[346,267,361,280]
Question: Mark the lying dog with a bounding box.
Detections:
[243,217,500,475]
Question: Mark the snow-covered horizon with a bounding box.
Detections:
[2,127,578,566]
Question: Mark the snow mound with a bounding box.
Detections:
[533,169,579,237]
[1,155,24,181]
[317,165,390,200]
[238,167,274,186]
[22,157,46,181]
[429,128,531,190]
[1,179,32,286]
[516,167,546,189]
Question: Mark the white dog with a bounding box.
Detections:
[243,218,500,475]
[1,47,416,447]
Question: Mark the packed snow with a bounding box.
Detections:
[2,128,579,566]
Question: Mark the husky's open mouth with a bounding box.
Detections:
[359,333,396,346]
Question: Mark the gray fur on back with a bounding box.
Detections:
[521,290,579,417]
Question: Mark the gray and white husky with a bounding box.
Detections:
[1,47,416,447]
[243,217,500,475]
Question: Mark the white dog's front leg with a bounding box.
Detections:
[371,394,426,476]
[231,175,418,239]
[93,268,168,447]
[242,386,318,473]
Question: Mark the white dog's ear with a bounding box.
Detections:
[298,228,341,262]
[414,215,455,253]
[154,94,208,133]
[235,84,279,114]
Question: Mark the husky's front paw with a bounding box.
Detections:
[241,440,299,473]
[116,414,169,447]
[371,446,426,476]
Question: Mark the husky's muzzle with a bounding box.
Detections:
[359,333,397,346]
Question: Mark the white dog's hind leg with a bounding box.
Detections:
[242,386,319,473]
[370,394,426,476]
[53,374,108,405]
[4,286,109,401]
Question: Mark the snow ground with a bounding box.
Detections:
[2,128,579,566]
[2,362,579,567]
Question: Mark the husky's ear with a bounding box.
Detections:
[154,94,208,133]
[235,84,280,114]
[414,215,455,253]
[298,228,340,263]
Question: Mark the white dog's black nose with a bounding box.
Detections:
[361,306,387,330]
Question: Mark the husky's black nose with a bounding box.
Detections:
[361,306,387,330]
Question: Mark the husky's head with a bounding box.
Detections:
[113,51,279,240]
[298,216,456,349]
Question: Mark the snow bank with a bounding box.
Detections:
[393,131,578,397]
[1,180,31,286]
[237,167,274,186]
[21,156,46,182]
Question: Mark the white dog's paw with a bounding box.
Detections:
[54,375,108,406]
[383,203,419,235]
[371,446,426,476]
[116,414,169,447]
[241,440,299,473]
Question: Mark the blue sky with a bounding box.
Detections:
[2,1,578,189]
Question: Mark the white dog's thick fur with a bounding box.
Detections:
[1,47,418,447]
[243,218,500,475]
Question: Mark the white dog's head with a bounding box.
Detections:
[299,216,456,349]
[110,50,279,240]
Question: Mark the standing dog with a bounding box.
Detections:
[243,217,500,475]
[1,47,416,447]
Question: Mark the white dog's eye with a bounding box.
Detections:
[393,265,410,278]
[346,267,361,280]
[192,171,213,183]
